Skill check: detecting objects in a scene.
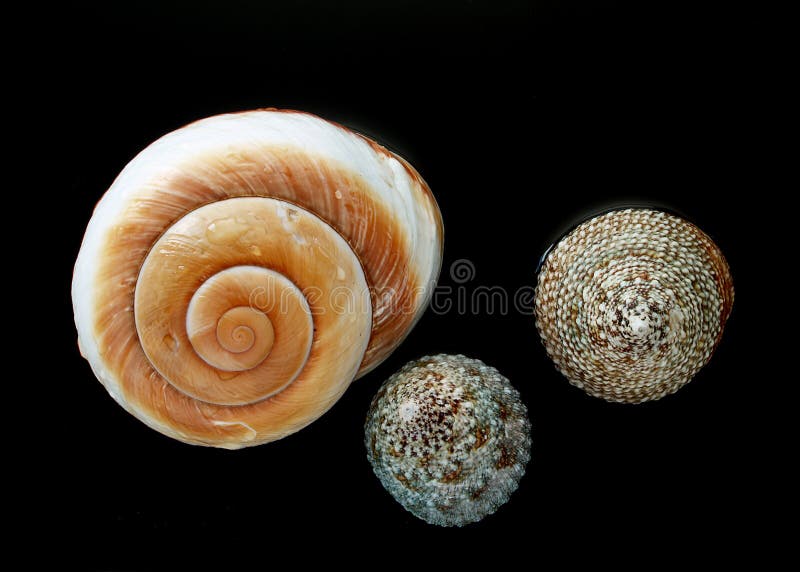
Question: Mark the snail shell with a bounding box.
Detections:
[365,355,531,527]
[535,208,733,403]
[73,110,443,448]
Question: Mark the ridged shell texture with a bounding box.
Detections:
[535,209,734,403]
[365,354,531,526]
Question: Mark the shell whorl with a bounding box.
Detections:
[534,208,734,403]
[133,198,362,409]
[72,110,443,448]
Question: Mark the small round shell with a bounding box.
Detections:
[535,208,734,403]
[365,354,531,527]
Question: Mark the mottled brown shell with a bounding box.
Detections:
[365,354,531,526]
[535,209,733,403]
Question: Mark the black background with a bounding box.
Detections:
[38,1,763,568]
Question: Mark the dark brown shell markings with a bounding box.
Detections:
[535,209,734,403]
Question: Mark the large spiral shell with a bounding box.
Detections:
[73,110,443,448]
[535,209,733,403]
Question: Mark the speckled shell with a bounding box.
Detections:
[365,354,531,527]
[73,110,443,448]
[535,209,733,403]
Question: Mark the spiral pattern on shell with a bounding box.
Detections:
[73,110,443,448]
[535,208,733,403]
[365,355,531,527]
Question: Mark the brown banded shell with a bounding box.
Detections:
[365,354,531,527]
[535,208,733,403]
[72,110,443,448]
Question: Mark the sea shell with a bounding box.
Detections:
[535,208,734,403]
[365,354,531,527]
[73,109,443,448]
